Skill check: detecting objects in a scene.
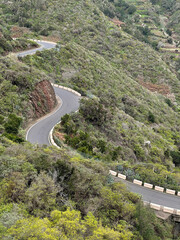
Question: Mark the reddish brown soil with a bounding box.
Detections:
[11,26,31,38]
[11,26,60,43]
[139,81,171,96]
[30,80,57,118]
[41,36,61,43]
[111,18,125,28]
[54,132,66,141]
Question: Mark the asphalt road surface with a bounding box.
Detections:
[26,87,80,145]
[120,179,180,210]
[21,40,80,145]
[16,40,56,57]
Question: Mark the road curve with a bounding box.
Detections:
[16,40,57,57]
[26,87,80,145]
[20,40,180,210]
[18,40,80,145]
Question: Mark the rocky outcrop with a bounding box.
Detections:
[29,80,57,119]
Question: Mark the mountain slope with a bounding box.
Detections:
[19,0,180,189]
[0,0,179,238]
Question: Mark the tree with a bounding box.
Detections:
[80,99,108,126]
[166,28,172,36]
[127,5,136,15]
[4,114,22,135]
[170,151,180,166]
[136,203,172,240]
[25,172,57,217]
[97,140,107,153]
[7,209,134,239]
[150,0,160,5]
[61,114,70,125]
[167,38,173,44]
[7,217,59,240]
[148,111,155,123]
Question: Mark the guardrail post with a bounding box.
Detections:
[154,186,164,192]
[133,179,143,185]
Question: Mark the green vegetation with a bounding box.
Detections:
[0,140,174,239]
[24,41,180,191]
[6,208,134,240]
[0,32,38,55]
[3,114,23,143]
[0,0,180,238]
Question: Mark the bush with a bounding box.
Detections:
[165,98,172,107]
[3,133,24,143]
[148,111,155,123]
[80,99,108,127]
[170,151,180,166]
[0,115,4,124]
[4,114,22,135]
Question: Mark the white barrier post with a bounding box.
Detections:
[118,173,126,180]
[166,189,176,195]
[176,210,180,216]
[109,170,117,176]
[163,206,174,214]
[177,192,180,197]
[143,201,150,206]
[133,179,143,186]
[150,203,161,210]
[155,186,164,192]
[51,83,81,97]
[144,183,153,189]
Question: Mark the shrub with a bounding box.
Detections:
[3,133,24,143]
[80,99,108,127]
[148,111,155,123]
[165,98,172,107]
[170,151,180,166]
[0,115,4,124]
[4,114,22,135]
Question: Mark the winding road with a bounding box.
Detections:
[26,87,80,145]
[16,40,57,57]
[22,41,80,145]
[22,40,180,212]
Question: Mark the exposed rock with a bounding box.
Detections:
[144,141,151,148]
[29,80,57,120]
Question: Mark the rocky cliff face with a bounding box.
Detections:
[29,80,57,120]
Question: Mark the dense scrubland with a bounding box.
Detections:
[0,0,180,239]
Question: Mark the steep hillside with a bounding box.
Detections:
[1,0,179,194]
[0,55,57,119]
[1,0,179,100]
[0,0,179,239]
[0,139,174,239]
[0,52,57,143]
[19,0,180,189]
[25,43,180,190]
